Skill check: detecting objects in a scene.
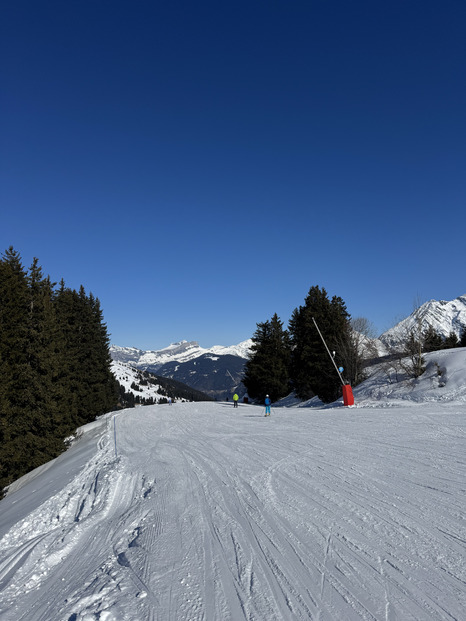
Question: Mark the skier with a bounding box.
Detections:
[233,393,239,408]
[264,394,271,416]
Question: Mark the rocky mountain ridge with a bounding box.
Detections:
[378,295,466,350]
[110,339,252,400]
[111,339,252,369]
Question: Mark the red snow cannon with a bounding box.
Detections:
[342,384,354,406]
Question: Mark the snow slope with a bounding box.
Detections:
[353,347,466,405]
[1,351,466,620]
[112,361,167,402]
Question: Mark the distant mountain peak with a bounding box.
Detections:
[110,339,252,399]
[379,294,466,349]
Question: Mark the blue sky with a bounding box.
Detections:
[2,1,465,349]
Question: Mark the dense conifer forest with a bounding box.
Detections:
[0,247,118,495]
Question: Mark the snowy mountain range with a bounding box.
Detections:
[111,339,252,368]
[378,294,466,350]
[110,295,466,399]
[110,339,252,400]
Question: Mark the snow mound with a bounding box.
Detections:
[354,347,466,406]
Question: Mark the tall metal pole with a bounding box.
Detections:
[312,317,345,387]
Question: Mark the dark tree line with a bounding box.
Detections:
[243,286,360,404]
[423,325,466,352]
[0,247,118,494]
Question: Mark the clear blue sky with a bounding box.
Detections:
[2,1,465,349]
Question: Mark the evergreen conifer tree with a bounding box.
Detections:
[289,286,352,403]
[24,259,67,456]
[423,325,444,352]
[0,248,32,488]
[54,285,118,427]
[444,332,459,349]
[459,328,466,347]
[85,292,119,419]
[243,313,291,402]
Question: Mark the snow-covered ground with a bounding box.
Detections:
[1,351,466,620]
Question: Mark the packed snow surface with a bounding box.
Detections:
[1,351,466,620]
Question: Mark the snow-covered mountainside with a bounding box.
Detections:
[110,339,252,369]
[111,339,252,400]
[112,361,212,404]
[1,347,465,620]
[154,353,247,401]
[379,294,466,350]
[112,361,166,403]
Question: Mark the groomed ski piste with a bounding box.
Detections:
[1,349,465,620]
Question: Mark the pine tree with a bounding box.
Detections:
[54,285,118,427]
[460,328,466,347]
[289,286,352,403]
[444,332,459,349]
[423,325,444,352]
[85,293,119,419]
[0,248,31,488]
[29,264,78,445]
[53,283,83,428]
[243,313,290,402]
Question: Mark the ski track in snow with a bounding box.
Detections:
[0,402,465,620]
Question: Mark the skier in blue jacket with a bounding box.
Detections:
[264,395,271,416]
